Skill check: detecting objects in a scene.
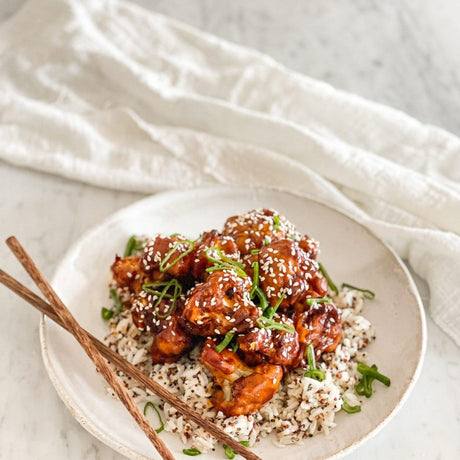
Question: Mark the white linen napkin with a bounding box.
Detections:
[1,0,459,345]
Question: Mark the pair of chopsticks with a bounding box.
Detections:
[1,237,260,460]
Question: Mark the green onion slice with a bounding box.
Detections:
[257,316,295,333]
[215,332,234,353]
[303,344,326,381]
[239,441,250,447]
[101,307,113,321]
[341,283,375,299]
[250,261,259,297]
[318,262,338,295]
[183,448,201,456]
[124,235,144,257]
[341,399,361,414]
[250,249,260,255]
[205,247,247,278]
[357,363,391,387]
[263,293,286,319]
[273,215,281,231]
[143,402,164,433]
[109,288,123,312]
[305,297,331,306]
[159,238,195,272]
[223,445,236,459]
[142,279,182,319]
[263,238,270,246]
[251,286,268,311]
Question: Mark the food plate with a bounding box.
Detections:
[40,186,426,459]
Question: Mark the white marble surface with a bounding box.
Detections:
[0,1,459,459]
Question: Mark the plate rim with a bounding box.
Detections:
[39,185,427,460]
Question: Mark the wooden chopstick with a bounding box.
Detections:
[6,237,175,460]
[2,239,262,460]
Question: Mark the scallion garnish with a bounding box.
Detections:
[341,283,375,299]
[257,316,295,333]
[263,293,286,319]
[305,297,331,306]
[341,399,361,414]
[109,288,123,312]
[143,402,164,433]
[183,448,201,456]
[303,344,326,381]
[215,332,234,353]
[101,307,113,320]
[123,235,144,257]
[223,444,236,459]
[142,279,182,318]
[273,215,280,231]
[205,247,247,278]
[250,249,260,255]
[250,261,259,297]
[159,238,195,272]
[231,337,239,353]
[251,286,268,311]
[318,262,338,295]
[239,441,250,447]
[357,363,390,387]
[263,238,269,246]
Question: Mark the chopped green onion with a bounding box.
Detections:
[109,288,123,312]
[123,235,144,257]
[183,448,201,456]
[101,307,113,320]
[273,215,280,231]
[239,441,250,447]
[143,402,164,433]
[251,286,268,312]
[159,238,195,272]
[357,363,391,387]
[341,283,375,299]
[250,262,259,297]
[231,337,239,353]
[303,344,326,381]
[341,399,361,414]
[305,297,331,306]
[263,293,286,319]
[170,233,181,237]
[263,238,270,246]
[223,445,236,459]
[257,316,295,333]
[215,332,234,353]
[250,249,260,255]
[318,262,338,295]
[142,279,182,319]
[355,373,373,398]
[205,247,247,278]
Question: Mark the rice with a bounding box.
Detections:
[103,288,374,451]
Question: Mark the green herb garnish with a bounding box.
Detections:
[263,292,286,319]
[101,307,114,320]
[109,288,123,312]
[250,249,260,255]
[257,316,295,333]
[318,262,338,295]
[124,235,144,257]
[341,283,375,299]
[215,332,235,353]
[273,215,281,231]
[205,247,247,278]
[222,441,251,459]
[305,297,331,306]
[250,261,259,297]
[159,238,195,272]
[143,402,164,433]
[357,363,390,386]
[341,398,361,414]
[303,344,326,381]
[183,448,201,456]
[142,279,182,318]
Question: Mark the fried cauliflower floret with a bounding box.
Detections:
[141,235,195,279]
[258,238,319,308]
[238,315,300,366]
[201,339,283,416]
[181,271,260,336]
[222,208,296,255]
[191,230,240,281]
[293,301,342,360]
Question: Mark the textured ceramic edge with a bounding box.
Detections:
[39,185,427,460]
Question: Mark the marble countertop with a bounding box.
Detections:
[1,1,459,459]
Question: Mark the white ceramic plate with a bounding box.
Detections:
[40,186,426,460]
